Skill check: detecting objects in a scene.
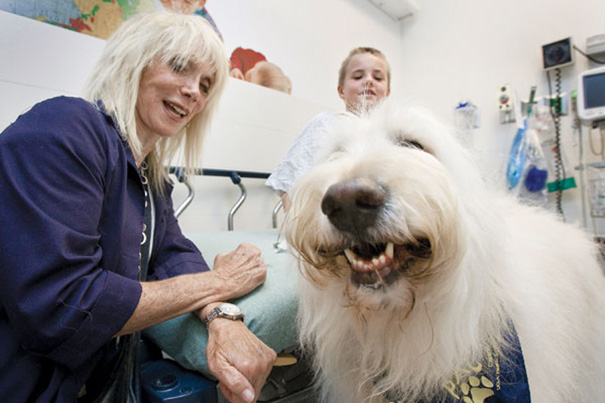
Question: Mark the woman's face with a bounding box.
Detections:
[136,58,212,147]
[338,53,390,113]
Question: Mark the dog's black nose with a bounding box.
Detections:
[321,178,386,234]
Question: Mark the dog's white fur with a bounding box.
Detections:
[284,102,605,402]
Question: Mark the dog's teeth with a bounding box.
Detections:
[386,242,394,259]
[374,269,385,285]
[345,245,395,273]
[344,249,356,263]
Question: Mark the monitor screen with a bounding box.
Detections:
[542,38,574,70]
[578,67,605,122]
[583,72,605,109]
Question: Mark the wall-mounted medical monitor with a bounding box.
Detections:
[542,38,574,71]
[578,66,605,122]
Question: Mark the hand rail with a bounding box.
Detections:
[272,199,283,229]
[174,177,195,218]
[168,167,272,231]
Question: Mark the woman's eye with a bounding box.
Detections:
[170,58,186,72]
[200,81,210,94]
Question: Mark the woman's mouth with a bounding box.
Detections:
[163,100,188,118]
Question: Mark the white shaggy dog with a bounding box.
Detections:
[284,103,605,403]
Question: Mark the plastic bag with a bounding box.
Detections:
[506,115,549,206]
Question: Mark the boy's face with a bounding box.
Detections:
[338,53,390,113]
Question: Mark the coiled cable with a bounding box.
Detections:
[547,68,565,219]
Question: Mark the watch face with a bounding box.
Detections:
[219,303,241,315]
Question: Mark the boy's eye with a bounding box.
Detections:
[397,139,425,150]
[200,81,210,94]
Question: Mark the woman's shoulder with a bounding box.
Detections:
[1,96,124,159]
[15,96,116,137]
[29,96,102,120]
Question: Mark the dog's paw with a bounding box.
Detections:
[459,374,495,403]
[443,362,496,403]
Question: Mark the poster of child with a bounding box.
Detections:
[156,0,222,38]
[230,47,292,94]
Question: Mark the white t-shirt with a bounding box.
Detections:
[266,111,349,193]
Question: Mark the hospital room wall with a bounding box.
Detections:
[199,0,605,235]
[393,0,605,235]
[4,2,605,236]
[0,2,406,236]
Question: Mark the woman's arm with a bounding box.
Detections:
[117,243,273,403]
[116,243,266,336]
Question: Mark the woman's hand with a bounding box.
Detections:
[211,243,266,300]
[206,318,276,403]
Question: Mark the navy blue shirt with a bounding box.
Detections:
[0,97,210,401]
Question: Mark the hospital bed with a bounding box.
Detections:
[140,168,313,403]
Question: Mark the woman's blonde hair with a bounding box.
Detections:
[337,47,391,90]
[83,11,228,194]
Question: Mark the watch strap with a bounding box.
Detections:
[203,304,244,325]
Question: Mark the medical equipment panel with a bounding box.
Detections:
[577,66,605,123]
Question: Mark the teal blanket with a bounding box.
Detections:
[143,229,299,378]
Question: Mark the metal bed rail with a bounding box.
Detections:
[168,167,283,231]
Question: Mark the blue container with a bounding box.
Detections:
[141,359,218,403]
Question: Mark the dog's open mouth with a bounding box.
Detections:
[343,239,431,289]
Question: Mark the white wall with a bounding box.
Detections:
[4,1,605,236]
[395,0,605,234]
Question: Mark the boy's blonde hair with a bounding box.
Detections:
[83,11,229,194]
[338,47,391,90]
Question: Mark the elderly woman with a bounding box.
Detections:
[0,12,275,403]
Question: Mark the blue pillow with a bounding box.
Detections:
[143,230,299,378]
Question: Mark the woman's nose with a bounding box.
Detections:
[181,79,200,99]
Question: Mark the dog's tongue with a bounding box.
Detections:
[351,267,393,287]
[355,243,384,259]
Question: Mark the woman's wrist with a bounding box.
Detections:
[196,301,221,321]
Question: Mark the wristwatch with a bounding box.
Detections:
[203,303,244,325]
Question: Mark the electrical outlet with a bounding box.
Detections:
[498,84,513,112]
[498,84,515,124]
